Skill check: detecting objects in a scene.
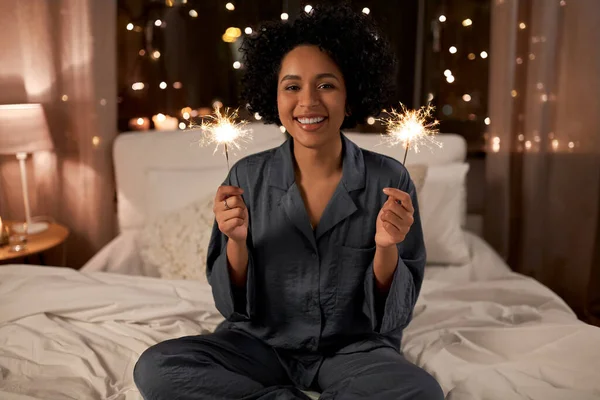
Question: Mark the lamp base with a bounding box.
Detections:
[12,221,49,235]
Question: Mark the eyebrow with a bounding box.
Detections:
[279,73,341,83]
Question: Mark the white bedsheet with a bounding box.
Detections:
[2,238,600,399]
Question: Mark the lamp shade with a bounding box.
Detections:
[0,104,53,155]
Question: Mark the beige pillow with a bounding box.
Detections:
[406,164,428,195]
[138,194,215,281]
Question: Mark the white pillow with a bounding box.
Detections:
[405,164,428,195]
[419,163,471,265]
[145,168,226,217]
[138,194,215,282]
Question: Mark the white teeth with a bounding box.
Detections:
[297,117,325,124]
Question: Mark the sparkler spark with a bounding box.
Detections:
[191,107,253,170]
[379,103,442,164]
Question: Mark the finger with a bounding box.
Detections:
[216,185,244,201]
[382,220,403,238]
[219,218,245,234]
[383,200,414,221]
[221,195,246,210]
[382,188,413,213]
[381,210,406,231]
[218,207,246,223]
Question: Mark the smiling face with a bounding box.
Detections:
[277,45,347,150]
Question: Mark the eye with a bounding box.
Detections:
[285,85,300,91]
[319,83,335,89]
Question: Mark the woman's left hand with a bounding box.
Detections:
[375,188,414,248]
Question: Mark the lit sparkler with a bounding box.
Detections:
[379,103,442,164]
[191,107,253,170]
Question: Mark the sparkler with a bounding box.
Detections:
[191,106,253,171]
[379,103,442,164]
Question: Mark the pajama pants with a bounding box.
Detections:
[134,329,444,400]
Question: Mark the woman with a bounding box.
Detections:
[134,4,443,400]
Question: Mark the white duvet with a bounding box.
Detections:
[1,234,599,400]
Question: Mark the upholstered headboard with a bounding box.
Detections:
[113,123,466,232]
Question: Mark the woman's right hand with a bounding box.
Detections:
[213,185,248,243]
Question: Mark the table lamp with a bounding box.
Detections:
[0,104,54,234]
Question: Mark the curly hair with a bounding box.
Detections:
[239,2,397,129]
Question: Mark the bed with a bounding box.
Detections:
[1,124,600,400]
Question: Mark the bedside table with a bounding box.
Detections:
[0,221,70,266]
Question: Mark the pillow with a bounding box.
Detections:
[405,164,427,195]
[138,194,215,281]
[418,163,471,265]
[145,168,225,217]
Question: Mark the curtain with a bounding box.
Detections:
[485,0,600,322]
[0,0,117,268]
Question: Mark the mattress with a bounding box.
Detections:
[1,233,600,399]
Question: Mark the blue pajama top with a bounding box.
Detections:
[206,133,426,386]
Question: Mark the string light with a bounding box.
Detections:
[560,0,566,6]
[529,53,536,60]
[189,9,198,18]
[511,89,518,97]
[462,94,471,102]
[155,19,162,27]
[446,75,455,83]
[537,82,544,90]
[152,50,161,59]
[367,117,375,125]
[525,140,532,150]
[427,93,434,102]
[516,57,523,64]
[132,82,145,90]
[468,53,476,60]
[92,136,101,147]
[254,112,262,120]
[225,2,235,11]
[305,5,313,13]
[127,23,134,31]
[183,112,190,119]
[281,13,289,20]
[444,69,452,77]
[362,7,370,15]
[245,27,252,34]
[137,118,145,126]
[492,137,500,153]
[552,139,559,151]
[159,81,167,89]
[173,82,182,89]
[179,122,186,130]
[519,22,527,29]
[62,95,69,101]
[233,61,241,69]
[439,15,446,22]
[139,49,146,56]
[449,46,457,54]
[100,99,107,106]
[462,19,472,26]
[484,117,491,125]
[568,141,575,149]
[480,51,488,59]
[518,134,525,141]
[541,94,548,102]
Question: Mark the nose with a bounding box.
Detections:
[299,86,320,108]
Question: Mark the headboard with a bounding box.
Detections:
[113,123,466,232]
